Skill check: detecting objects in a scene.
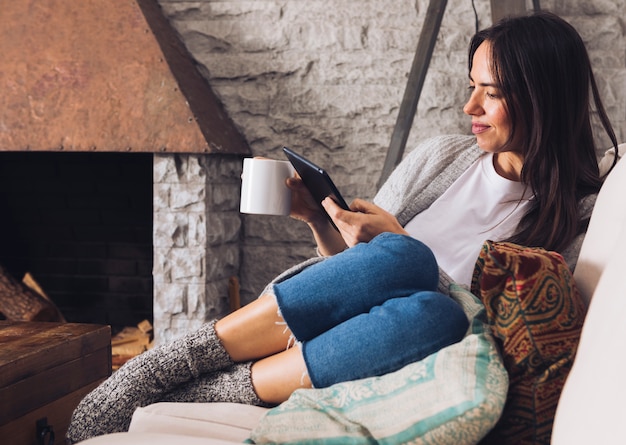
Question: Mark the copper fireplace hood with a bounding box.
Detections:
[0,0,250,155]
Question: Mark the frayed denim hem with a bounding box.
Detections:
[266,284,298,350]
[266,285,312,387]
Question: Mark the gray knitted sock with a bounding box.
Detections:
[67,320,233,443]
[162,361,273,407]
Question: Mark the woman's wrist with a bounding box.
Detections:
[307,215,331,233]
[308,218,347,256]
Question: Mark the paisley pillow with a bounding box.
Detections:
[471,241,586,445]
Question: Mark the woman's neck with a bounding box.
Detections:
[493,151,524,181]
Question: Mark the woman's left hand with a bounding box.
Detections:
[322,197,408,247]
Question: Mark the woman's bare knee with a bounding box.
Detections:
[215,294,295,362]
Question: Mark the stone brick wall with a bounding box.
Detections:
[153,154,243,341]
[154,0,626,339]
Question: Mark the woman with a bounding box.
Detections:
[68,12,618,442]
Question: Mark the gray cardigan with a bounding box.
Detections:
[267,135,596,294]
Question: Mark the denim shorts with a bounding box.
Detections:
[272,232,469,387]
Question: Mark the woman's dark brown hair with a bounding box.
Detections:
[469,12,618,252]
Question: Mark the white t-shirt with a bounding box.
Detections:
[404,153,533,286]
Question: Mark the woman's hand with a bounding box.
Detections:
[285,176,328,226]
[286,176,347,256]
[322,197,408,247]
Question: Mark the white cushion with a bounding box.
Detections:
[128,402,267,441]
[76,403,268,444]
[76,432,240,445]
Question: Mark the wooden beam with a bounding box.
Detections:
[377,0,448,189]
[490,0,530,23]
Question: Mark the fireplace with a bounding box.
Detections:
[0,152,153,331]
[0,0,251,342]
[0,149,245,342]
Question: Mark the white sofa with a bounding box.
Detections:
[79,144,626,445]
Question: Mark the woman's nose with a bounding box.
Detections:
[463,95,482,116]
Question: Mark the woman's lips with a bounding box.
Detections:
[472,123,490,134]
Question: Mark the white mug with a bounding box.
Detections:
[240,158,295,216]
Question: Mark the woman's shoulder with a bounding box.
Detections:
[403,134,479,165]
[412,134,478,153]
[374,134,482,214]
[401,134,481,174]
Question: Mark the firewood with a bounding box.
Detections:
[111,326,151,347]
[111,320,154,370]
[22,272,66,322]
[0,265,64,322]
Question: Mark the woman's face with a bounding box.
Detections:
[464,41,524,180]
[463,41,516,153]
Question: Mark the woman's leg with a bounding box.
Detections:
[216,234,439,361]
[162,348,311,406]
[272,233,440,342]
[67,233,440,441]
[214,294,294,362]
[301,290,469,388]
[161,362,269,406]
[67,288,299,441]
[67,320,235,442]
[250,347,312,404]
[212,290,469,403]
[68,324,307,443]
[67,290,296,441]
[86,233,440,377]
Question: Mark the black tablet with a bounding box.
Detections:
[283,147,350,226]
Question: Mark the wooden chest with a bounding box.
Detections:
[0,321,111,445]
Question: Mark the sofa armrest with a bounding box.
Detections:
[552,224,626,444]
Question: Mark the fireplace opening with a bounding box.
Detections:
[0,152,153,331]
